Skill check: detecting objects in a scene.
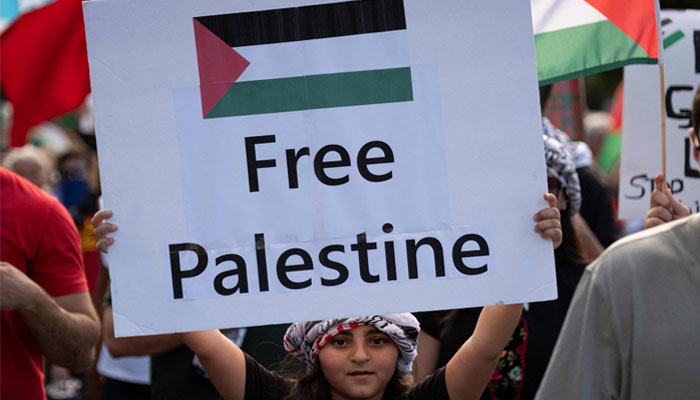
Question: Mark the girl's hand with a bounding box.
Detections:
[533,193,562,249]
[91,210,118,253]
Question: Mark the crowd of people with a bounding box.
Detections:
[1,79,698,400]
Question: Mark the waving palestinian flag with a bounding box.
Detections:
[193,0,412,119]
[532,0,662,85]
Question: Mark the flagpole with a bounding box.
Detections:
[659,64,667,191]
[655,0,666,191]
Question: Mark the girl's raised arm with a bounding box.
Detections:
[180,330,247,400]
[444,303,522,399]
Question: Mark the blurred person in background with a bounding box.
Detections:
[1,144,54,192]
[540,86,619,248]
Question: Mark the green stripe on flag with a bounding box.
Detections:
[663,30,684,49]
[535,20,656,86]
[206,67,413,118]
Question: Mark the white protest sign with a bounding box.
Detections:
[83,0,556,337]
[620,10,700,219]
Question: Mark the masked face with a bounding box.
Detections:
[318,325,399,400]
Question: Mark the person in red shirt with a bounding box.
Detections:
[0,167,100,400]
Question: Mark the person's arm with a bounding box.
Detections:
[102,305,182,357]
[645,173,690,229]
[0,262,100,371]
[444,304,522,400]
[179,330,247,400]
[411,330,441,383]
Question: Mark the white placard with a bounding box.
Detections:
[83,0,556,337]
[620,10,700,219]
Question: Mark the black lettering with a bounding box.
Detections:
[169,243,208,299]
[350,233,379,283]
[245,135,277,192]
[406,237,445,279]
[452,234,489,275]
[670,179,684,194]
[286,147,310,189]
[382,223,396,281]
[255,234,270,292]
[214,254,248,295]
[666,85,693,129]
[384,241,397,281]
[319,245,349,286]
[624,174,648,200]
[276,248,313,290]
[685,138,700,178]
[695,30,700,73]
[357,141,394,182]
[314,144,351,186]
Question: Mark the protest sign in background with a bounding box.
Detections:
[619,9,700,219]
[84,0,556,337]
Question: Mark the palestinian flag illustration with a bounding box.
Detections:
[532,0,661,85]
[193,0,412,119]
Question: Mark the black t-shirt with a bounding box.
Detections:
[244,354,450,400]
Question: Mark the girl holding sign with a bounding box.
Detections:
[92,196,561,400]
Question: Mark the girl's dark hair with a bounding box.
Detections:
[280,358,411,400]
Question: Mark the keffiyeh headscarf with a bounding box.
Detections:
[544,135,581,215]
[283,314,420,378]
[543,117,593,169]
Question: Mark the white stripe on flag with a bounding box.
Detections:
[532,0,606,35]
[236,30,409,82]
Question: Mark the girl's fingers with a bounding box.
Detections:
[543,193,557,209]
[533,206,560,222]
[96,237,115,254]
[540,228,563,249]
[91,209,114,229]
[534,218,561,233]
[93,222,118,239]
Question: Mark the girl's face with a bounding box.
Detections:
[318,325,399,400]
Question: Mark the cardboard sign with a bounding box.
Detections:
[619,10,700,219]
[83,0,556,336]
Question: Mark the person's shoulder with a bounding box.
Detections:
[1,167,61,209]
[587,214,700,278]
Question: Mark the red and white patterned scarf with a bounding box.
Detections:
[283,314,419,377]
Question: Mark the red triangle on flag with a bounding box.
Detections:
[193,19,250,118]
[584,0,658,59]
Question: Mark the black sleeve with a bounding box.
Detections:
[244,354,290,400]
[400,367,449,399]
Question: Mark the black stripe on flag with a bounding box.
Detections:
[194,0,406,48]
